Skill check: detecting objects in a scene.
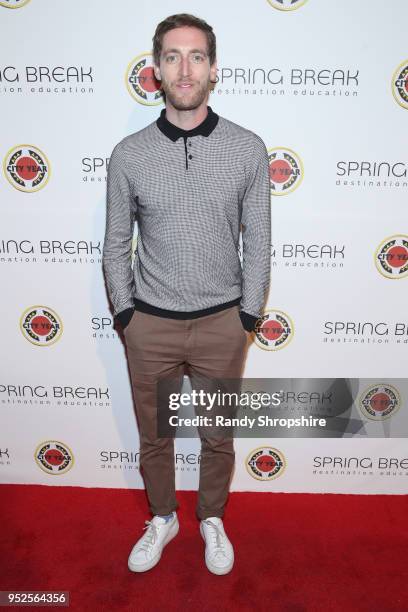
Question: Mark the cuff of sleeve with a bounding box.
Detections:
[114,306,135,330]
[239,310,258,333]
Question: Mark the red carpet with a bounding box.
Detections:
[1,485,407,611]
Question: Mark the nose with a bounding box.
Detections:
[179,56,191,78]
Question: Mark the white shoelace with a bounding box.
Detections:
[202,520,228,557]
[139,520,160,553]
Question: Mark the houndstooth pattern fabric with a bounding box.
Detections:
[102,115,271,319]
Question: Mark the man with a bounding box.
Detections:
[102,13,271,575]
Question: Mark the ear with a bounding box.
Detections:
[209,59,217,83]
[153,63,161,81]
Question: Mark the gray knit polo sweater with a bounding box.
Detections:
[102,106,271,331]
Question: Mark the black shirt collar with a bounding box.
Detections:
[156,105,219,142]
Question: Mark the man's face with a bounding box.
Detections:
[153,26,217,111]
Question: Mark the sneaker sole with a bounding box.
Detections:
[199,523,234,576]
[128,518,179,573]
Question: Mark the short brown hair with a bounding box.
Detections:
[152,13,216,67]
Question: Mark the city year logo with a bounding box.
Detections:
[35,441,73,474]
[268,147,303,195]
[267,0,308,11]
[0,0,31,7]
[20,305,63,346]
[254,309,294,351]
[246,447,286,480]
[125,53,163,105]
[3,145,50,192]
[374,235,408,279]
[392,60,408,110]
[359,384,401,421]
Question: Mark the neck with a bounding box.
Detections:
[164,100,209,131]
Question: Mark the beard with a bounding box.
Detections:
[159,77,210,111]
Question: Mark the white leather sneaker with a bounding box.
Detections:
[128,513,179,573]
[200,517,234,575]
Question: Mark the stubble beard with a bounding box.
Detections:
[160,78,210,111]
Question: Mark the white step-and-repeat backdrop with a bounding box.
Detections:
[1,0,407,494]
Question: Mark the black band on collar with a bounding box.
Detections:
[156,105,219,141]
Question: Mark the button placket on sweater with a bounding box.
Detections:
[182,137,193,170]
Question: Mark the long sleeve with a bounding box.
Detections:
[240,134,271,320]
[102,141,137,318]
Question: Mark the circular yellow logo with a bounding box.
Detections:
[0,0,31,8]
[20,305,63,346]
[125,53,164,106]
[359,384,401,421]
[3,144,50,192]
[268,147,303,196]
[267,0,308,11]
[246,446,286,480]
[374,235,408,279]
[35,441,74,475]
[254,309,295,351]
[391,60,408,110]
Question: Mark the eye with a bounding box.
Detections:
[166,55,178,63]
[192,54,204,63]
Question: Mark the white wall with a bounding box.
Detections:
[1,0,407,494]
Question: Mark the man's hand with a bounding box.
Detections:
[239,310,258,336]
[115,306,136,331]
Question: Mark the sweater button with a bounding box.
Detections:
[188,154,193,160]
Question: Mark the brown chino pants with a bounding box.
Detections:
[123,304,248,520]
